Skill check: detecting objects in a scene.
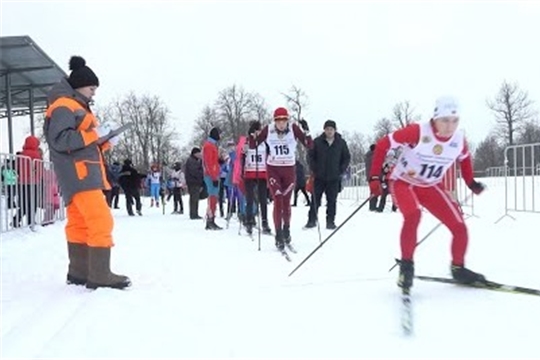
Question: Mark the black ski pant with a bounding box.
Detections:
[244,178,269,223]
[308,178,340,223]
[123,186,142,215]
[293,185,310,206]
[187,184,201,218]
[172,187,184,212]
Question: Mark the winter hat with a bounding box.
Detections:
[191,147,201,156]
[433,96,459,119]
[209,127,220,141]
[323,120,336,130]
[248,120,261,135]
[67,56,99,89]
[273,107,289,120]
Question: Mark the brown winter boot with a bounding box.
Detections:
[67,242,88,286]
[86,247,131,290]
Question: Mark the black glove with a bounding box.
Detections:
[298,119,309,132]
[212,180,219,187]
[468,180,485,195]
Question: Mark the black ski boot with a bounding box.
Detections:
[283,225,292,244]
[244,216,255,235]
[398,259,415,290]
[205,217,223,230]
[451,264,486,285]
[275,229,285,251]
[326,219,337,230]
[304,219,316,229]
[261,220,272,235]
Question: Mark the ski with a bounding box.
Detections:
[285,243,297,254]
[401,288,413,336]
[279,248,291,261]
[416,275,540,296]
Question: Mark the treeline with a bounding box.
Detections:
[38,80,536,174]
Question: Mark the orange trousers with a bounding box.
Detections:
[65,189,114,247]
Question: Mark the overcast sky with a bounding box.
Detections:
[2,0,540,152]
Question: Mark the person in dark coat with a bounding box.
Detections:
[184,147,204,219]
[306,120,351,229]
[109,161,122,209]
[364,144,378,211]
[118,159,143,216]
[292,160,310,207]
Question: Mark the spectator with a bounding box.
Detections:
[365,144,378,211]
[169,161,186,214]
[119,159,143,216]
[185,147,204,219]
[306,120,351,229]
[13,135,42,227]
[292,159,310,207]
[202,127,222,230]
[1,158,17,210]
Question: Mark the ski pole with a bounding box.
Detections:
[312,177,322,244]
[254,144,262,249]
[288,196,371,277]
[307,175,322,243]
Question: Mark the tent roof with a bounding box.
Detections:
[0,35,67,118]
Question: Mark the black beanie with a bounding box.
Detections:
[209,127,220,141]
[191,147,201,156]
[323,120,337,130]
[67,56,99,89]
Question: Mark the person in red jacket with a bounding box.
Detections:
[369,96,486,291]
[203,127,222,230]
[13,135,42,227]
[249,108,312,251]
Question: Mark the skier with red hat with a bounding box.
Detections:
[249,107,312,253]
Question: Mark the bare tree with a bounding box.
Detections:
[190,105,219,149]
[341,130,367,167]
[392,100,419,129]
[282,85,308,123]
[473,134,505,174]
[487,81,535,146]
[517,119,540,145]
[251,93,271,124]
[104,92,180,171]
[215,85,255,143]
[282,85,309,166]
[373,117,394,141]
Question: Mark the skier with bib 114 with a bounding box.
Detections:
[368,96,486,291]
[249,107,313,251]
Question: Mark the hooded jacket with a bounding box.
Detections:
[44,78,110,204]
[16,136,43,184]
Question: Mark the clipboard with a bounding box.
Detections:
[97,122,133,145]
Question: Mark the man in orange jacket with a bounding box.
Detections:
[44,56,130,290]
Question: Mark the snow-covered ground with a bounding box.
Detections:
[2,179,539,359]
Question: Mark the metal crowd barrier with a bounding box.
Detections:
[339,164,370,204]
[442,161,475,217]
[0,152,66,233]
[495,143,540,223]
[339,159,474,214]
